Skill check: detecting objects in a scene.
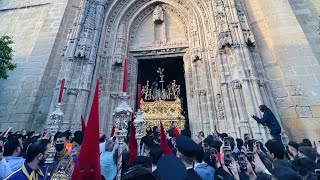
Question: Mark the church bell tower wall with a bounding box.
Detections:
[0,0,80,131]
[244,0,320,141]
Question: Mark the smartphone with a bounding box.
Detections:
[224,149,232,166]
[223,137,230,147]
[238,153,247,171]
[0,145,3,153]
[255,141,261,151]
[246,152,254,168]
[315,169,320,180]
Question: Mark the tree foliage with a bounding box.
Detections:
[0,35,16,79]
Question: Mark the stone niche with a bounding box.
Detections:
[130,4,188,50]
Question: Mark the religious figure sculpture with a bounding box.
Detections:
[151,79,159,98]
[153,5,164,24]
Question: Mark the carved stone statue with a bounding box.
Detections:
[151,79,159,98]
[153,5,164,24]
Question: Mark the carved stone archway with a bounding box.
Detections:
[52,0,284,142]
[97,0,218,138]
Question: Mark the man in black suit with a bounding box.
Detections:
[175,135,202,180]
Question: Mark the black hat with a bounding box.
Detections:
[155,155,187,180]
[175,135,198,157]
[298,146,318,161]
[123,165,157,180]
[288,141,299,151]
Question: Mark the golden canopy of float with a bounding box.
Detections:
[140,67,185,132]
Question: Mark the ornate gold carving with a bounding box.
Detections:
[141,98,185,132]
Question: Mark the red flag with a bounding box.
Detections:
[81,115,86,132]
[109,124,115,137]
[128,122,138,165]
[160,121,173,155]
[71,80,101,180]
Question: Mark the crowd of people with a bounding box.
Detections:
[0,105,319,180]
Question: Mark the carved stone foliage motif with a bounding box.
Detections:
[230,81,242,89]
[68,88,80,95]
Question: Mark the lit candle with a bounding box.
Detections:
[58,79,65,103]
[122,58,128,92]
[137,84,141,109]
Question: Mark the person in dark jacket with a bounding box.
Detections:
[252,105,282,143]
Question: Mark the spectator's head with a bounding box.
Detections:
[291,157,317,177]
[4,135,22,157]
[100,134,106,143]
[133,156,152,169]
[105,139,114,152]
[27,131,35,139]
[218,133,228,142]
[149,145,162,166]
[55,132,68,152]
[73,131,84,145]
[265,140,285,160]
[142,136,155,155]
[197,131,205,140]
[301,139,312,147]
[166,129,175,138]
[175,135,198,167]
[272,166,302,180]
[25,140,50,169]
[21,129,27,136]
[195,145,204,164]
[146,127,152,135]
[211,140,223,153]
[259,105,268,112]
[287,141,299,157]
[298,146,317,161]
[152,126,158,132]
[53,132,61,142]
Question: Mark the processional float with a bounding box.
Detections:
[140,67,185,132]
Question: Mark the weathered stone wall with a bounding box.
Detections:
[243,0,320,141]
[0,0,79,131]
[289,0,320,62]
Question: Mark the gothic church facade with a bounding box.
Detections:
[0,0,320,141]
